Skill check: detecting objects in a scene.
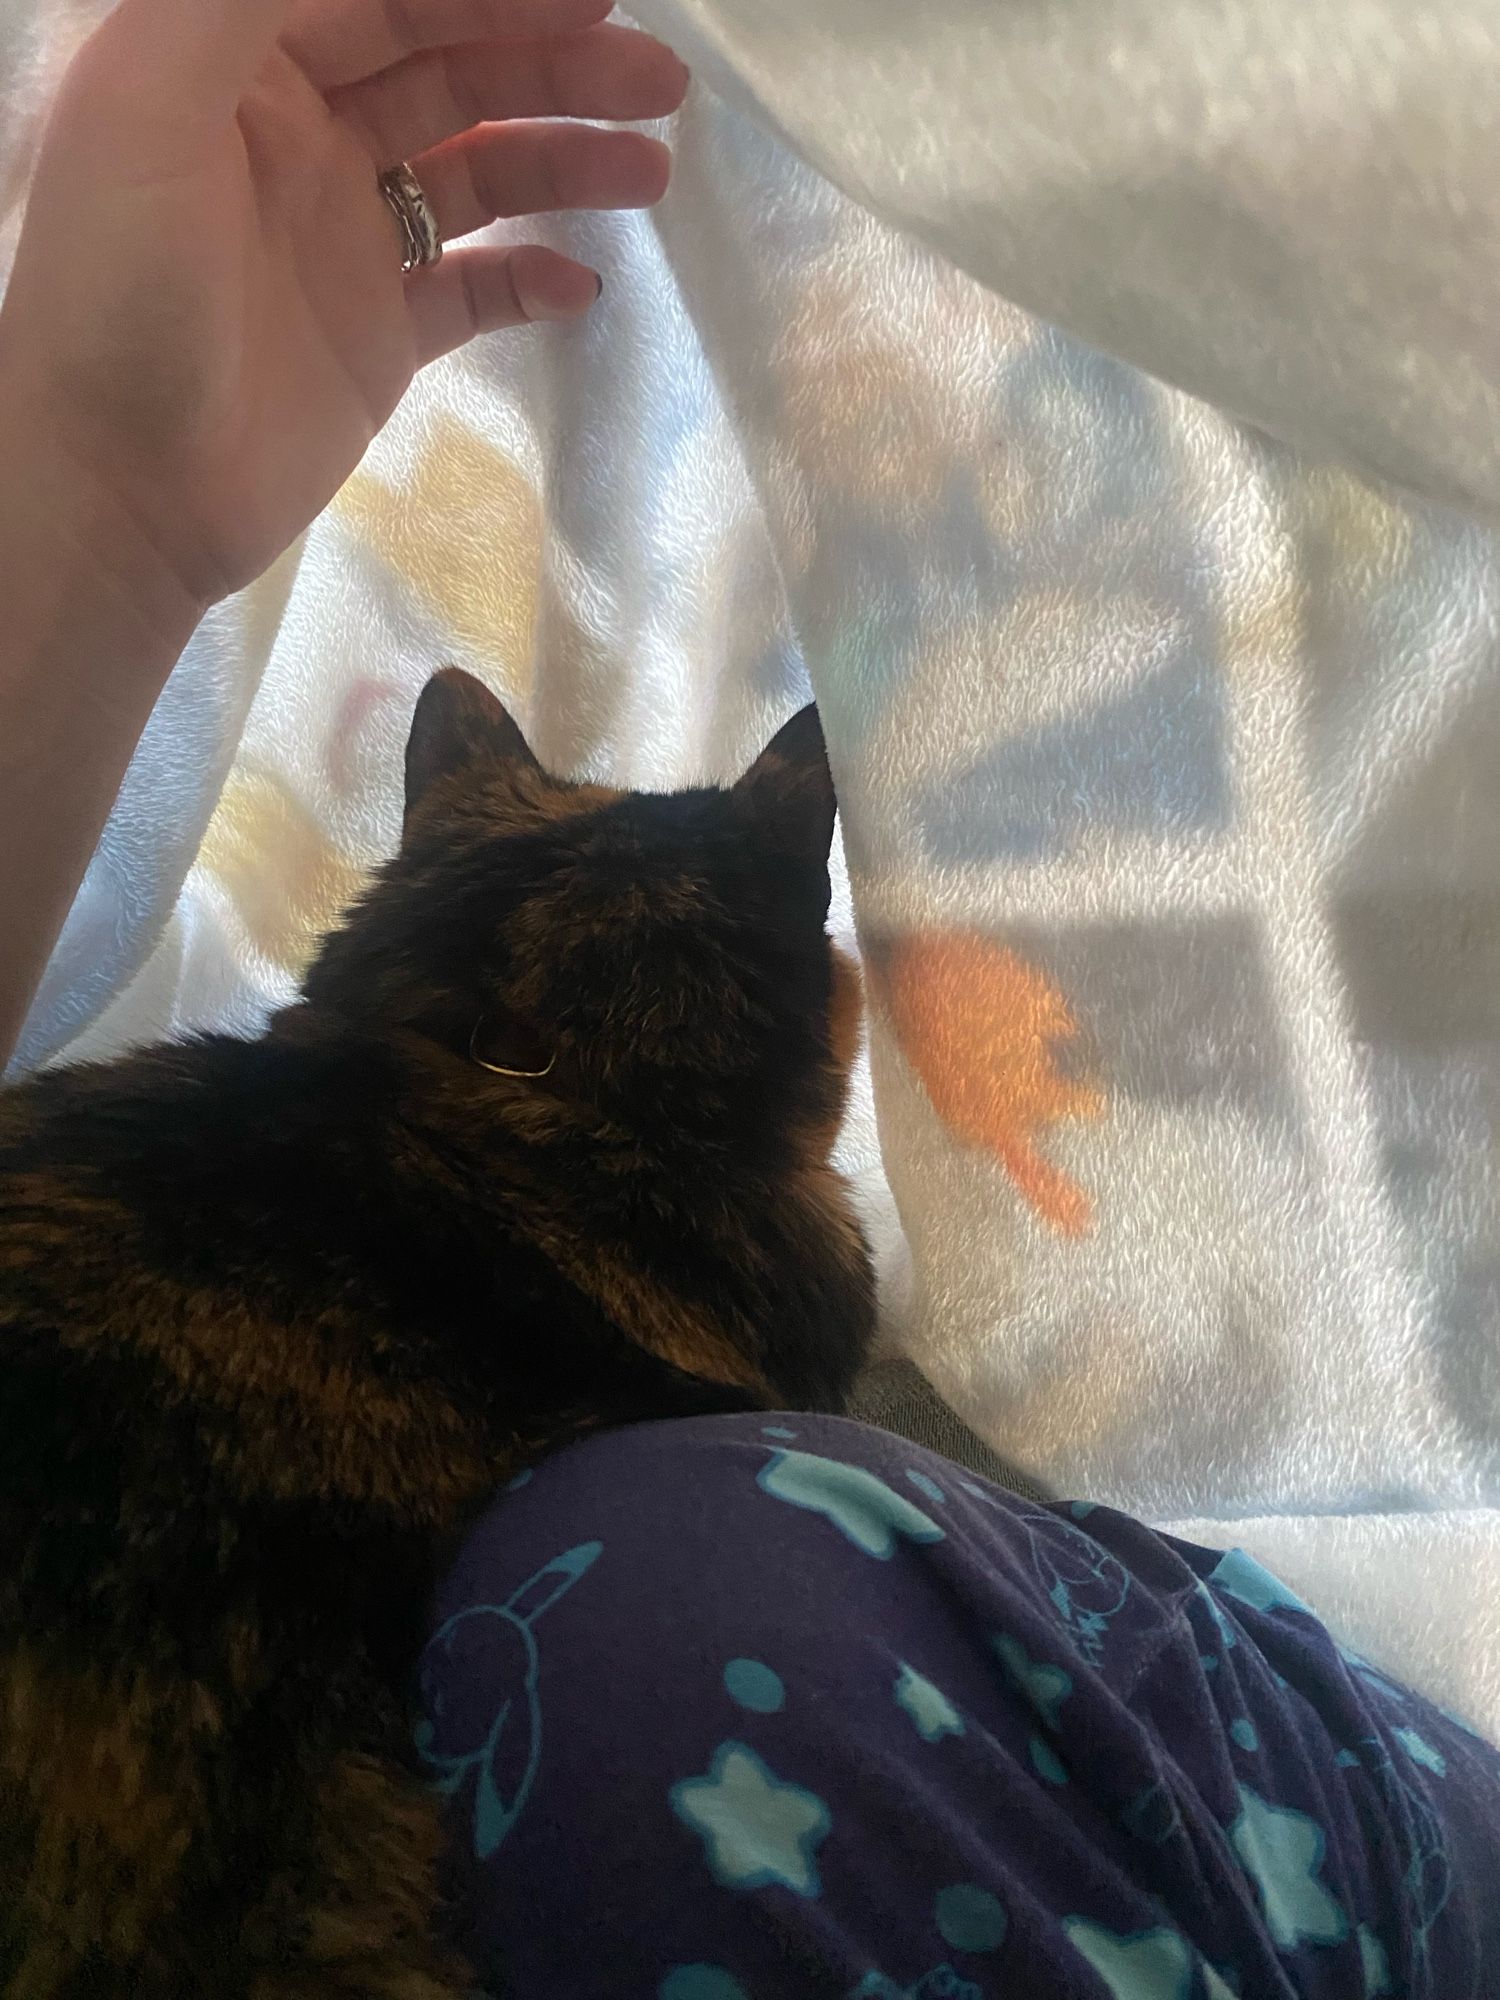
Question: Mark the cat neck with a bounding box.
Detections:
[262,1005,870,1413]
[274,1001,798,1181]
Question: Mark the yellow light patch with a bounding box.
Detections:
[194,766,368,980]
[334,415,541,688]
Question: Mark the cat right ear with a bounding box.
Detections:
[404,668,542,830]
[733,704,837,866]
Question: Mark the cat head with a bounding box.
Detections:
[300,670,861,1160]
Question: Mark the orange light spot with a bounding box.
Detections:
[883,932,1104,1236]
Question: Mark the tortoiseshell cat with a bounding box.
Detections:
[0,670,874,1998]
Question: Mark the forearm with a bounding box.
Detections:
[0,0,685,1074]
[0,389,203,1070]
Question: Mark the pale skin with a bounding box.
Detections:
[0,0,690,1067]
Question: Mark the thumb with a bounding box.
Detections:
[90,0,296,117]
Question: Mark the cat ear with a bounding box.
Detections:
[733,704,836,864]
[404,668,542,826]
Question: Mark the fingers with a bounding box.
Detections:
[287,0,613,93]
[334,26,689,166]
[411,123,672,240]
[405,244,601,363]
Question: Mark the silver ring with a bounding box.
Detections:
[378,162,443,275]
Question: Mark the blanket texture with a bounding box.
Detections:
[4,0,1498,1734]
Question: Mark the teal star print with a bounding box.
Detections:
[1229,1786,1348,1950]
[1208,1549,1315,1619]
[992,1634,1073,1731]
[1062,1921,1191,1999]
[894,1663,964,1743]
[671,1741,831,1897]
[758,1450,944,1558]
[1358,1926,1392,1995]
[1395,1727,1447,1776]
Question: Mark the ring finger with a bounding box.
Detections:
[409,121,672,243]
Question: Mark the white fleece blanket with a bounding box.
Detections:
[5,0,1499,1736]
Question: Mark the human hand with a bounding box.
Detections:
[0,0,687,615]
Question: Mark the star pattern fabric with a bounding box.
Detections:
[671,1743,832,1898]
[422,1414,1500,1996]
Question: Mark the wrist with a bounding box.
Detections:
[0,369,206,1071]
[0,372,208,681]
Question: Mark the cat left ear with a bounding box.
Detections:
[733,704,837,864]
[404,668,542,829]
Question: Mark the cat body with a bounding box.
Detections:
[0,673,874,1997]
